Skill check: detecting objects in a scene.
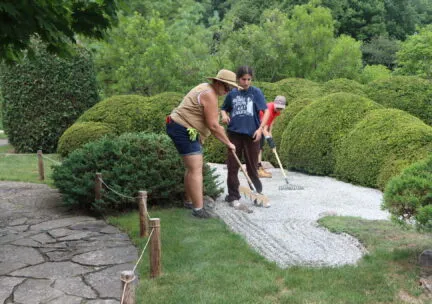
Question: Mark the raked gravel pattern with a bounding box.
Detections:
[209,163,390,268]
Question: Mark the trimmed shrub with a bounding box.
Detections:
[366,76,432,125]
[321,78,366,97]
[53,132,223,213]
[1,39,99,152]
[383,154,432,231]
[335,109,432,189]
[203,135,227,164]
[274,78,322,103]
[57,122,115,157]
[279,93,383,175]
[254,81,280,102]
[262,98,315,164]
[59,92,184,156]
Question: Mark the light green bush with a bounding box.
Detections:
[335,109,432,189]
[321,78,366,97]
[279,93,382,175]
[366,76,432,125]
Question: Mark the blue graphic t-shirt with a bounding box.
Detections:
[221,86,267,137]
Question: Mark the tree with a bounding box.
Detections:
[0,0,118,62]
[313,35,362,82]
[361,35,400,69]
[384,0,417,40]
[395,25,432,79]
[359,64,391,84]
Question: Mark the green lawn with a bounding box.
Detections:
[108,211,432,304]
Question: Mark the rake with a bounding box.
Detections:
[232,151,270,207]
[271,148,304,191]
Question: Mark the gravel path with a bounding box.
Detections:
[210,163,390,268]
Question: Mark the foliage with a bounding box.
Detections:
[203,135,227,163]
[383,154,432,232]
[383,0,417,40]
[359,65,391,84]
[53,132,223,213]
[1,38,99,153]
[279,93,382,175]
[313,35,363,82]
[60,92,183,155]
[366,76,432,125]
[395,25,432,79]
[334,109,432,189]
[274,78,323,103]
[0,0,118,62]
[361,36,400,69]
[321,78,366,97]
[57,122,115,157]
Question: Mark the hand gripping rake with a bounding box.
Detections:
[232,151,270,207]
[271,148,304,190]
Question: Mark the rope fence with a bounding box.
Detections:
[3,150,162,302]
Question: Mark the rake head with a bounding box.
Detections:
[279,178,304,191]
[239,185,270,208]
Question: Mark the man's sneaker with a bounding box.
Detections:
[184,196,215,210]
[184,202,193,209]
[192,208,214,219]
[229,200,240,208]
[258,167,272,178]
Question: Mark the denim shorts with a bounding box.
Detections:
[166,119,203,156]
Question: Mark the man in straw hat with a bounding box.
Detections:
[257,95,287,178]
[166,69,240,218]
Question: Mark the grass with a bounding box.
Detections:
[0,144,61,186]
[1,147,431,303]
[108,211,432,304]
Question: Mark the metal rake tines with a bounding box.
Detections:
[279,183,304,190]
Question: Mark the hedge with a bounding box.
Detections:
[383,154,432,231]
[366,76,432,126]
[334,109,432,189]
[321,78,367,97]
[1,38,99,152]
[53,132,223,213]
[279,93,383,175]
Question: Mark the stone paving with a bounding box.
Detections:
[0,182,138,304]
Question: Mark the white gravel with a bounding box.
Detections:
[209,163,390,268]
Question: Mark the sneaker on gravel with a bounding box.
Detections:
[192,208,214,219]
[229,200,240,208]
[258,166,272,178]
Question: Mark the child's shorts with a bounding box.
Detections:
[166,117,202,156]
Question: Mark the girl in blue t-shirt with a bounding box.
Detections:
[221,66,270,207]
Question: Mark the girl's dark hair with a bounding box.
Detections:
[236,66,254,79]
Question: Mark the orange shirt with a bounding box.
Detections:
[259,102,281,126]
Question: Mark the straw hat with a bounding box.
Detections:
[207,69,241,89]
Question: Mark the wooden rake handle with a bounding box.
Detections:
[231,151,256,191]
[272,148,287,179]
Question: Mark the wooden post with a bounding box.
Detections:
[137,191,149,238]
[37,150,44,181]
[95,172,102,201]
[149,218,161,278]
[120,270,135,304]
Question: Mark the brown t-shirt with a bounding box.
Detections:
[170,83,213,142]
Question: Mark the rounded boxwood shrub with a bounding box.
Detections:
[383,154,432,231]
[275,78,322,103]
[1,38,99,153]
[59,92,184,156]
[262,98,315,164]
[335,109,432,189]
[57,122,115,157]
[321,78,366,97]
[279,93,383,175]
[366,76,432,126]
[203,135,227,164]
[253,81,280,102]
[53,132,223,213]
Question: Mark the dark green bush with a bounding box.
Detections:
[1,38,99,152]
[335,109,432,189]
[321,78,367,97]
[366,76,432,126]
[254,81,280,102]
[279,93,383,175]
[59,92,184,156]
[383,154,432,231]
[53,132,223,213]
[203,135,227,164]
[57,122,115,156]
